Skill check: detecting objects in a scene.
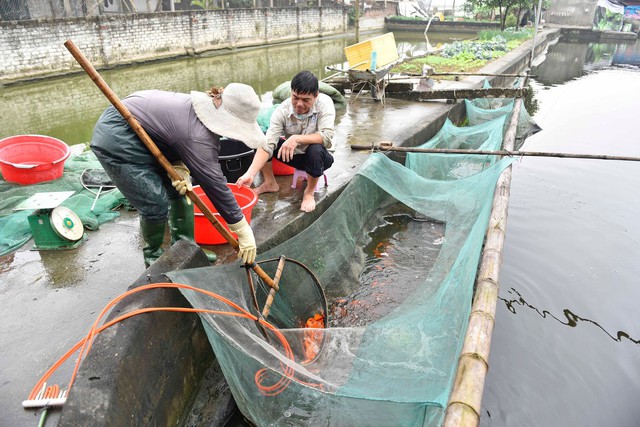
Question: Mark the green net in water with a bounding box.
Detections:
[465,79,541,148]
[168,114,516,426]
[405,116,506,180]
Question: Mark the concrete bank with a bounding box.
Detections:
[28,29,557,426]
[385,18,500,33]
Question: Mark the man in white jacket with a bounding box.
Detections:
[237,71,335,213]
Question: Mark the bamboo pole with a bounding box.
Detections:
[443,83,524,427]
[328,61,368,71]
[350,145,640,163]
[429,72,531,78]
[262,256,285,318]
[354,0,360,44]
[530,0,544,67]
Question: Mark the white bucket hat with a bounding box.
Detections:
[191,83,265,149]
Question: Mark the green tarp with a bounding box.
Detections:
[0,149,126,256]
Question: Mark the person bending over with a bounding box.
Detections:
[91,83,263,267]
[237,71,335,213]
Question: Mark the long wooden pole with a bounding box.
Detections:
[262,256,285,318]
[64,39,275,289]
[351,145,640,163]
[429,72,532,78]
[530,0,544,67]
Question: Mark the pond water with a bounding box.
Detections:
[329,211,445,328]
[0,30,472,147]
[481,39,640,427]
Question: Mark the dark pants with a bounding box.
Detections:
[90,106,179,222]
[272,138,334,178]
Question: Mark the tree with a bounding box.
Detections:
[465,0,535,30]
[353,0,360,43]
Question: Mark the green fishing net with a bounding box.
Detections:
[405,116,506,180]
[168,114,516,426]
[465,79,541,148]
[0,149,126,256]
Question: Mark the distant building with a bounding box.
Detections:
[0,0,166,20]
[546,0,631,31]
[396,0,467,18]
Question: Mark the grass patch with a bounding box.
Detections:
[393,55,488,75]
[387,15,428,21]
[392,28,534,78]
[478,28,534,42]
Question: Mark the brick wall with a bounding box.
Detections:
[360,1,397,30]
[0,7,349,83]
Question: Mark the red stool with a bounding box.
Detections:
[291,169,328,192]
[272,158,294,175]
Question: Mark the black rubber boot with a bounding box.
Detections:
[169,198,217,263]
[140,218,166,267]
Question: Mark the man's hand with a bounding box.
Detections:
[228,217,257,264]
[236,172,255,189]
[277,136,299,163]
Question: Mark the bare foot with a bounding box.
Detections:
[300,193,316,212]
[254,182,279,195]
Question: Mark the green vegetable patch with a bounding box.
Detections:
[393,28,534,79]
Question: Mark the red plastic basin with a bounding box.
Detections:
[0,135,71,185]
[193,184,258,245]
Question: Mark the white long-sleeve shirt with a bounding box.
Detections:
[263,93,335,157]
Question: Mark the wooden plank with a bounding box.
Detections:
[344,32,399,71]
[324,81,524,99]
[369,33,400,68]
[386,87,527,101]
[345,39,374,71]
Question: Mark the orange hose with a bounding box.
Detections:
[28,282,323,402]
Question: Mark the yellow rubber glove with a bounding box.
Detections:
[170,161,193,204]
[228,217,256,264]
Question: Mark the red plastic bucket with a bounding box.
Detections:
[272,158,294,175]
[193,184,258,245]
[0,135,71,185]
